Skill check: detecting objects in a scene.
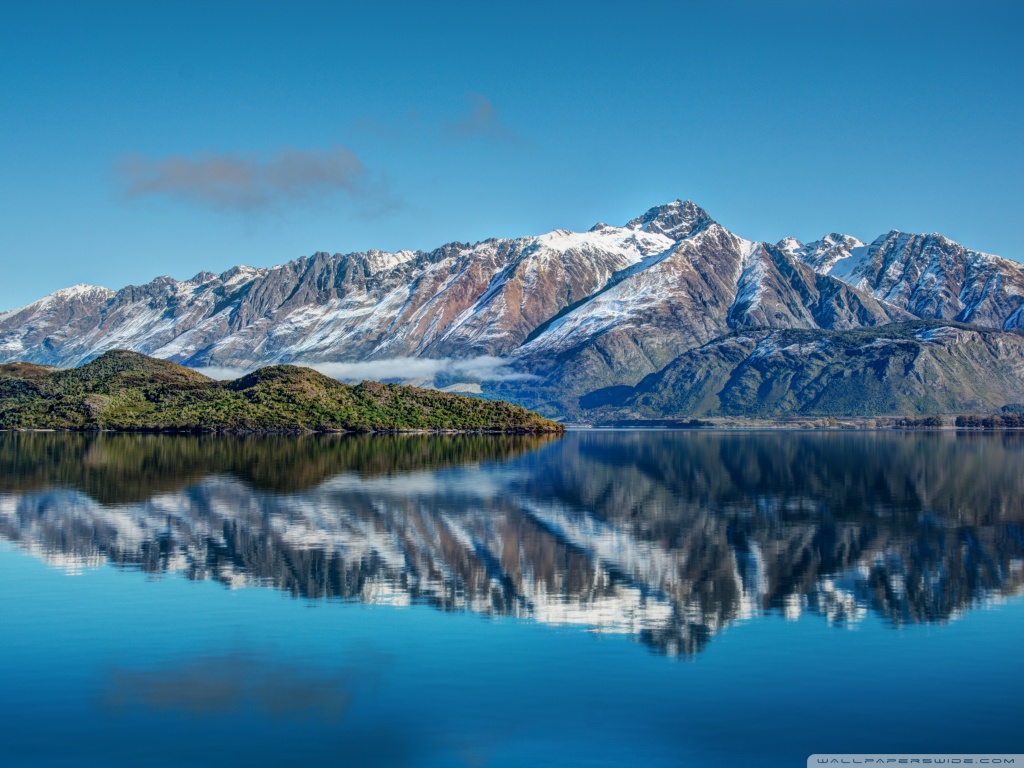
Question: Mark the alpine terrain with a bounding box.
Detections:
[2,201,1023,420]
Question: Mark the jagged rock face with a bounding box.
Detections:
[0,284,116,363]
[623,199,714,239]
[0,201,911,378]
[730,242,907,331]
[777,233,865,274]
[0,225,673,368]
[1,200,1022,418]
[810,231,1024,329]
[511,222,753,393]
[508,218,906,401]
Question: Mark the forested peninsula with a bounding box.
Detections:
[0,351,563,433]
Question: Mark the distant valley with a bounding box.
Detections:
[3,201,1023,421]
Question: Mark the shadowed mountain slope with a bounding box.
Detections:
[576,322,1024,421]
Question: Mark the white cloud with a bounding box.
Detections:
[311,356,535,384]
[192,356,535,385]
[191,366,250,381]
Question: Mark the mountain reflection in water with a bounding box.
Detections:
[1,430,1022,656]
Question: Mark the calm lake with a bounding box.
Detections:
[1,430,1022,767]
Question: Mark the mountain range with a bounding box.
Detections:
[3,201,1023,420]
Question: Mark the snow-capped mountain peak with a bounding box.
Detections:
[50,283,115,301]
[781,233,864,274]
[2,201,1022,417]
[776,237,804,258]
[624,199,714,240]
[809,229,1024,328]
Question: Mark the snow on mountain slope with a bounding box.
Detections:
[778,234,864,273]
[729,239,768,319]
[814,231,1024,329]
[511,216,905,397]
[624,199,714,239]
[0,224,672,368]
[422,225,674,357]
[0,284,116,359]
[1,201,1020,412]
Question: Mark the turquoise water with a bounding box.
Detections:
[1,431,1022,766]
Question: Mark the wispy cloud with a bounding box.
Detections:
[313,356,534,383]
[191,366,252,381]
[117,145,398,214]
[445,94,523,145]
[193,356,536,385]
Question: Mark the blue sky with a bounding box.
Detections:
[1,0,1021,311]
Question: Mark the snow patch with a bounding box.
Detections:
[730,241,767,318]
[51,284,115,301]
[827,244,872,289]
[776,237,803,258]
[913,326,968,344]
[792,234,865,274]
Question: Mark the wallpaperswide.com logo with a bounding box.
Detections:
[809,757,1022,765]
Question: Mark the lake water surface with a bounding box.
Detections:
[1,430,1022,766]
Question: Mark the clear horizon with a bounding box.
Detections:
[2,0,1021,311]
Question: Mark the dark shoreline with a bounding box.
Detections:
[5,423,1021,434]
[0,426,564,435]
[572,416,1024,431]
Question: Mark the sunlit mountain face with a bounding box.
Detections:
[5,202,1024,421]
[2,430,1022,657]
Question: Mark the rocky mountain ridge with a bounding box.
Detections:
[2,201,1022,419]
[576,321,1024,422]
